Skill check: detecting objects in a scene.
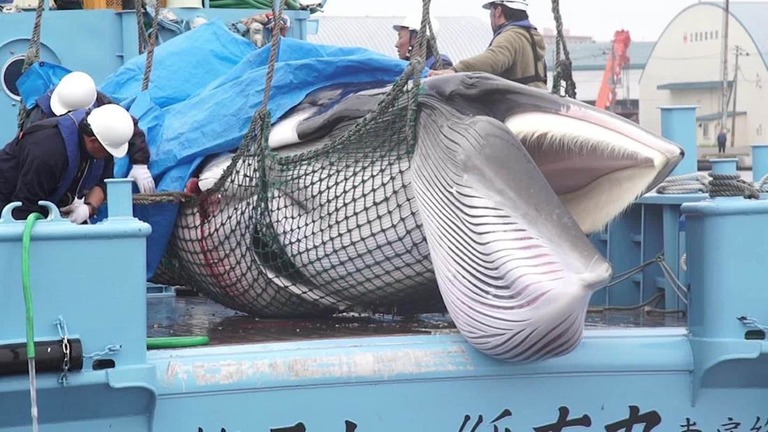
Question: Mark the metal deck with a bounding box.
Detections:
[147,294,688,347]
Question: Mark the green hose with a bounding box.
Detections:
[22,213,44,360]
[147,336,210,349]
[21,212,208,354]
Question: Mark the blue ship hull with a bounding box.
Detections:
[4,329,763,432]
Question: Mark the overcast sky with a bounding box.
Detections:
[318,0,762,42]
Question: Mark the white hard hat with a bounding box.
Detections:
[86,104,134,158]
[482,0,528,11]
[393,13,440,35]
[50,71,97,116]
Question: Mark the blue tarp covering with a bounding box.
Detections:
[16,62,73,109]
[99,20,256,110]
[17,19,422,279]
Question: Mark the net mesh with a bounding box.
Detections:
[151,0,447,318]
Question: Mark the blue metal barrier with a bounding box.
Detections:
[0,179,155,430]
[752,144,768,182]
[710,158,739,175]
[660,106,698,177]
[683,189,768,403]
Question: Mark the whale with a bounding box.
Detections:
[164,72,683,361]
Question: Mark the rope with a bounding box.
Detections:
[655,173,711,194]
[757,174,768,192]
[655,171,763,199]
[136,0,149,54]
[549,0,576,99]
[203,0,287,197]
[22,0,44,72]
[708,172,761,199]
[420,0,443,71]
[589,252,689,313]
[132,191,196,205]
[142,0,163,91]
[413,0,432,80]
[261,1,284,112]
[16,0,46,130]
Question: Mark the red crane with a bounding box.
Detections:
[596,30,632,111]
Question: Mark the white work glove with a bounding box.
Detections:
[60,198,91,225]
[128,164,156,194]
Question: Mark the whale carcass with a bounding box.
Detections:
[161,72,683,362]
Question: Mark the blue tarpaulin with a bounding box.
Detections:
[16,19,423,279]
[16,62,73,109]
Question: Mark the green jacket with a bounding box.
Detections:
[453,25,547,89]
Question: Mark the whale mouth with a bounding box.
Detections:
[503,111,682,234]
[418,72,684,233]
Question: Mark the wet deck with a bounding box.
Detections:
[147,293,688,347]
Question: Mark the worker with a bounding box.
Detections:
[21,71,156,194]
[393,14,454,70]
[717,129,728,154]
[0,104,135,224]
[20,71,97,128]
[428,0,547,89]
[237,13,291,47]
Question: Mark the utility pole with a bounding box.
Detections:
[730,45,749,147]
[720,0,730,135]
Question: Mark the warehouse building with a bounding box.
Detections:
[639,1,768,147]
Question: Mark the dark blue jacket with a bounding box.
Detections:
[22,90,151,165]
[0,110,113,220]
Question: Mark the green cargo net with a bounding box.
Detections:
[151,0,447,318]
[150,0,576,318]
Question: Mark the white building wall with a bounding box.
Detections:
[639,3,768,147]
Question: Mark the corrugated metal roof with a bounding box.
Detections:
[558,40,654,71]
[307,16,655,71]
[307,16,492,63]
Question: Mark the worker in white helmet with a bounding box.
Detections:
[428,0,547,89]
[21,71,156,194]
[21,71,97,127]
[393,13,454,70]
[0,104,135,224]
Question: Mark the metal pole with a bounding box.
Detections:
[720,0,730,133]
[730,46,739,148]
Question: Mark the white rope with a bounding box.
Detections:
[655,173,711,194]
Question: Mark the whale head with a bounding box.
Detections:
[422,72,684,233]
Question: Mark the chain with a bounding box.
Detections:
[84,344,122,360]
[738,316,768,331]
[54,316,71,386]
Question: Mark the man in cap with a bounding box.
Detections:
[21,71,156,194]
[428,0,547,89]
[0,104,135,223]
[393,13,454,70]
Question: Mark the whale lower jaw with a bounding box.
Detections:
[412,98,613,362]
